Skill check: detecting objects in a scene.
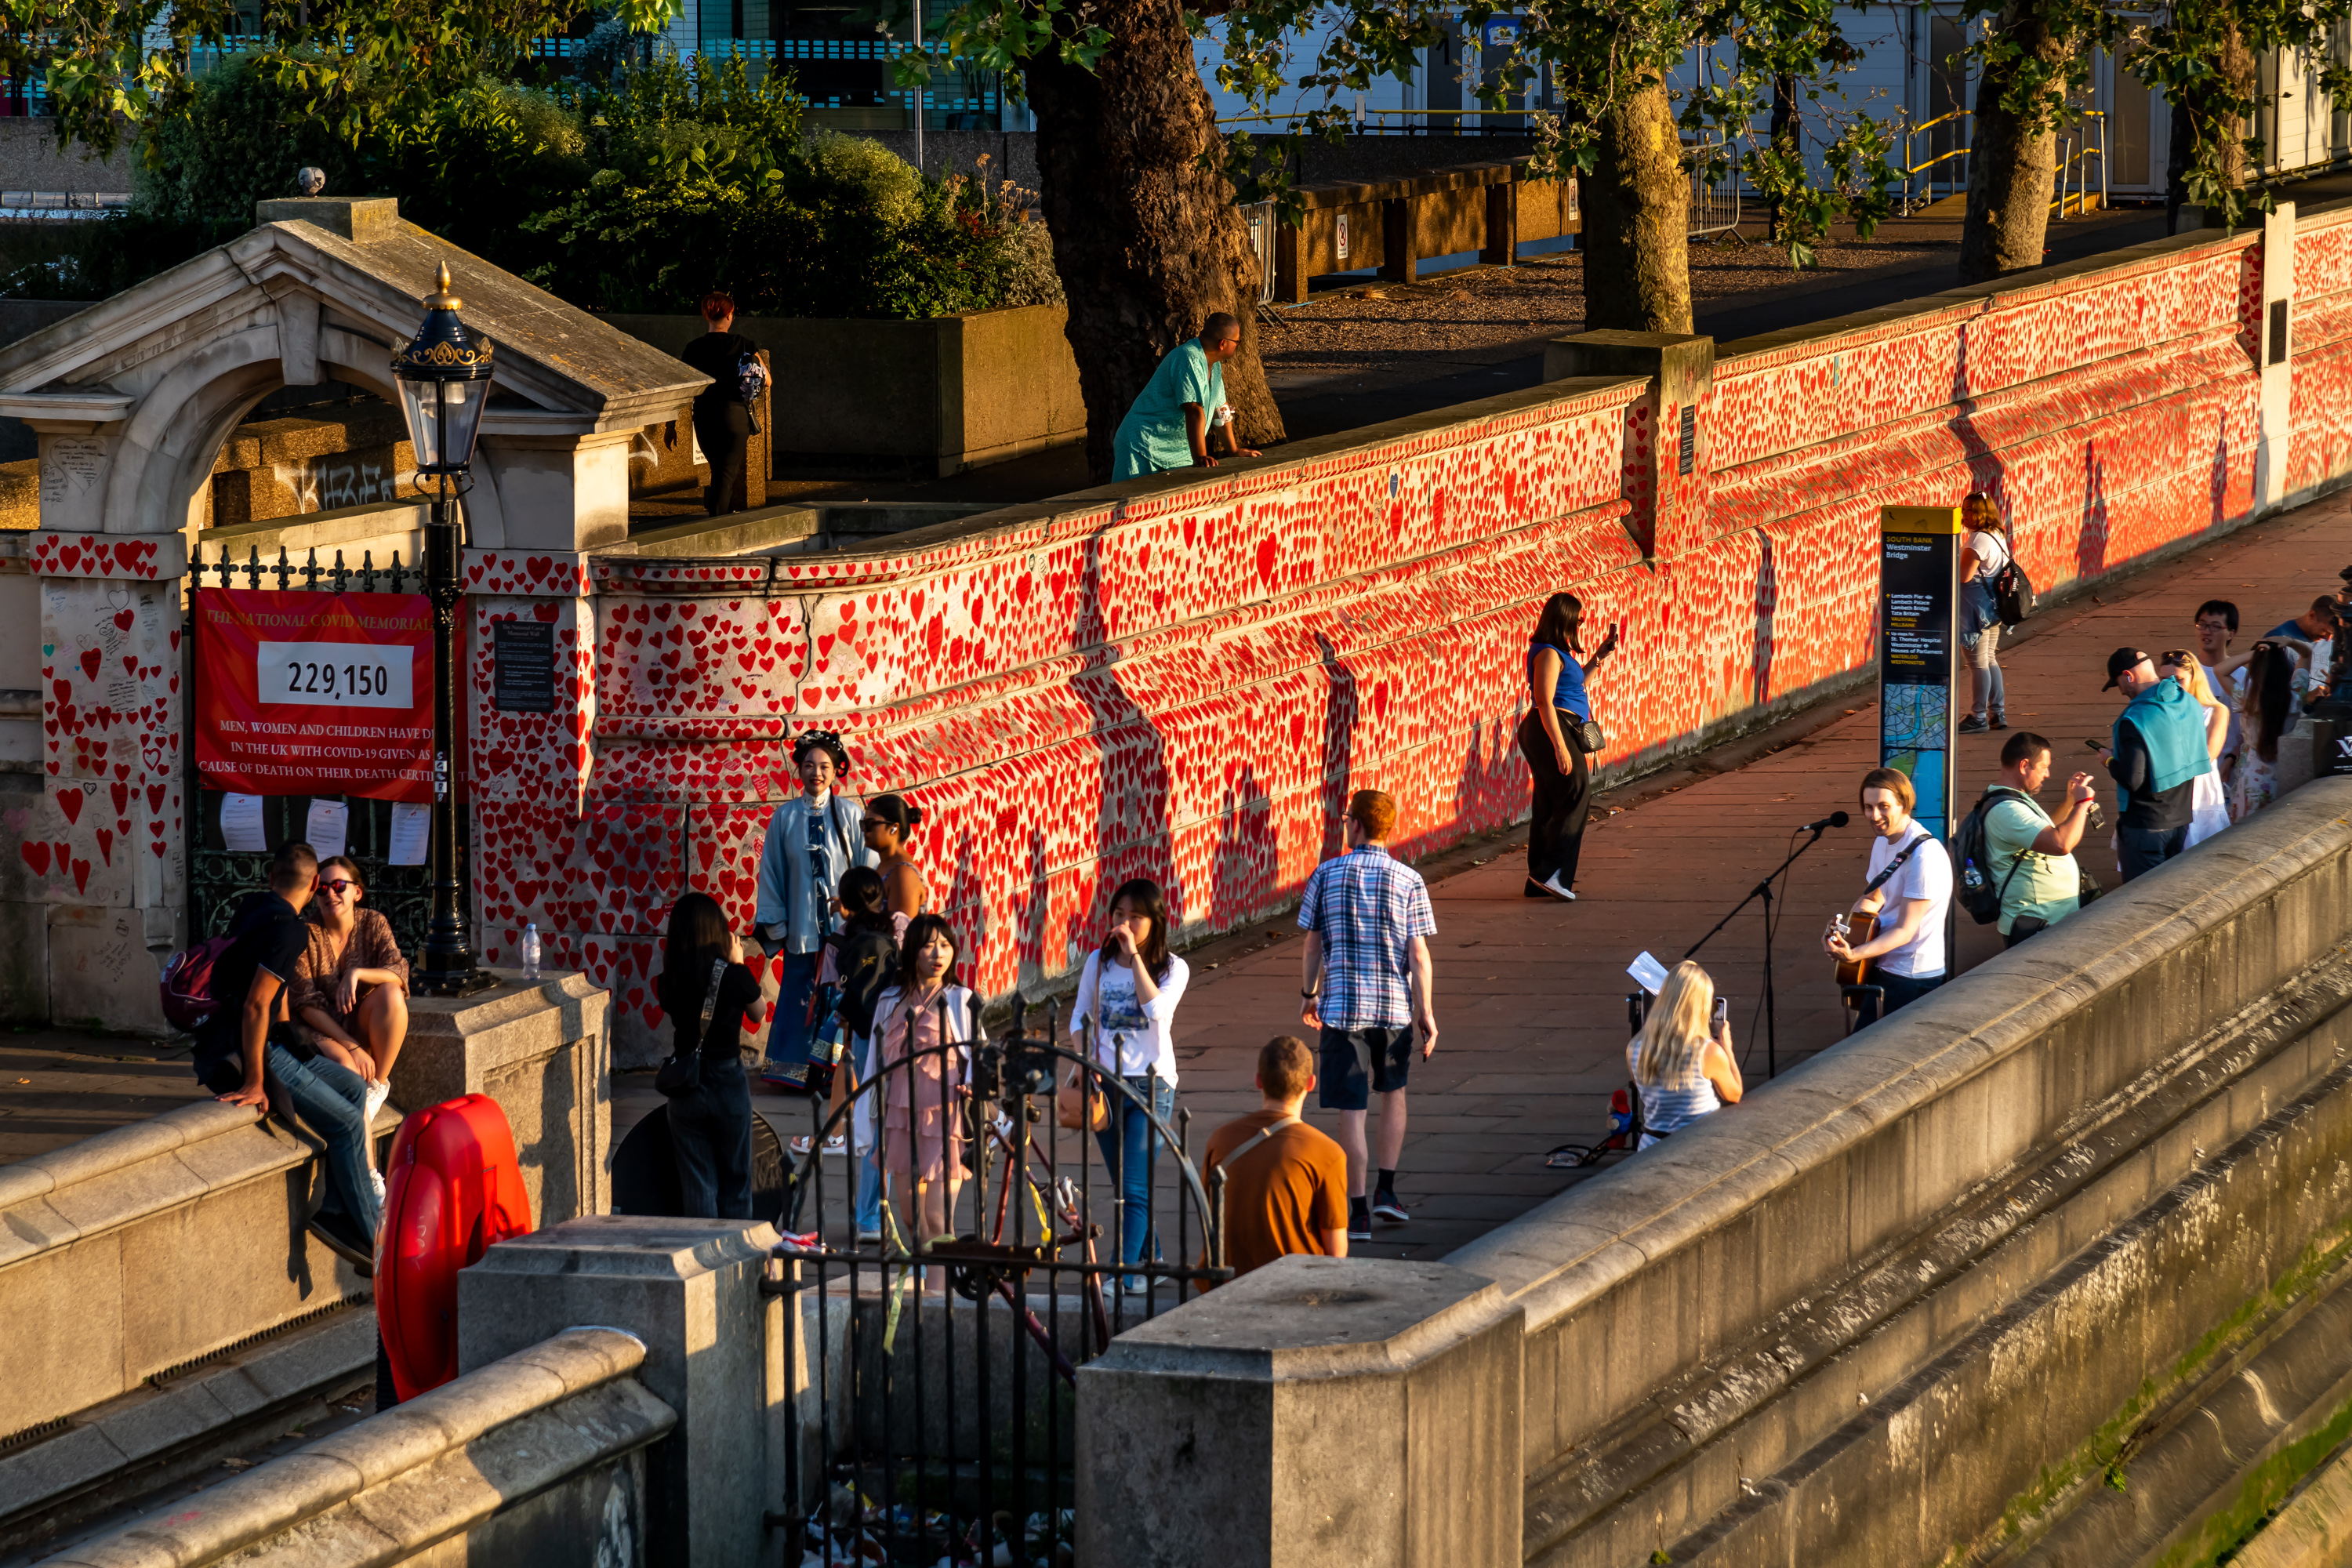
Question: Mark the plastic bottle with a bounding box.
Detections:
[521,922,542,982]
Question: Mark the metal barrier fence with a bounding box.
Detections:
[766,999,1227,1566]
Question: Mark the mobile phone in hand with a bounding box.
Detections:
[1712,995,1729,1028]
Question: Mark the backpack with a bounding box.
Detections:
[735,350,768,434]
[159,934,238,1032]
[1993,550,2035,627]
[1955,786,2032,926]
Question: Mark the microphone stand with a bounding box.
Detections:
[1682,824,1838,1079]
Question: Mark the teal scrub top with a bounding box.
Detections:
[1111,339,1226,481]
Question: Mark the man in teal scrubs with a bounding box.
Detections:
[1111,312,1261,481]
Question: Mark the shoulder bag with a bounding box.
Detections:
[1571,717,1608,753]
[655,957,730,1097]
[1058,1018,1110,1131]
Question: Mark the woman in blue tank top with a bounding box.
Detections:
[1516,592,1621,900]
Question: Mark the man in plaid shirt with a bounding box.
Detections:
[1299,789,1439,1239]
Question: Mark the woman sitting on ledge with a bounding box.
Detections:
[291,855,410,1142]
[1627,960,1743,1149]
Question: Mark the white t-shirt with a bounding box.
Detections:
[1069,949,1190,1086]
[1965,530,2009,582]
[1866,822,1953,978]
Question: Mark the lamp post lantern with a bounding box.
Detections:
[391,261,495,996]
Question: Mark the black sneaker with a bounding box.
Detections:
[1347,1199,1372,1240]
[1955,715,1990,734]
[308,1210,376,1276]
[1372,1190,1409,1224]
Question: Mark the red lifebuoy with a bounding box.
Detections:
[376,1094,534,1401]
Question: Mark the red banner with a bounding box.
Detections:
[194,589,434,802]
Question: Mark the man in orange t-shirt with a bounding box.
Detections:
[1203,1036,1351,1279]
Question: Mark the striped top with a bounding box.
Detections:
[1625,1036,1722,1144]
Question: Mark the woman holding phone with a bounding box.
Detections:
[1519,592,1621,901]
[1069,878,1190,1292]
[1628,960,1743,1148]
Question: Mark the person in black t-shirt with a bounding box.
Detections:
[198,842,382,1269]
[657,891,764,1220]
[677,290,761,518]
[823,866,899,1240]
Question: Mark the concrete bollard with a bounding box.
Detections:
[457,1215,784,1568]
[1075,1255,1524,1568]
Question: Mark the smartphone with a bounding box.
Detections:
[1712,996,1729,1028]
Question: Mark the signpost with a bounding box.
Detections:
[1878,504,1960,843]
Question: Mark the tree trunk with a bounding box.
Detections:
[1956,0,2073,283]
[1582,78,1693,332]
[1023,0,1285,482]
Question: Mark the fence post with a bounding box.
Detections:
[1274,217,1306,304]
[1379,195,1417,284]
[1482,178,1516,267]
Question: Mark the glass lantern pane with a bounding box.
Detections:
[440,376,485,470]
[397,376,443,470]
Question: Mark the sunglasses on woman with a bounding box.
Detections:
[321,879,361,896]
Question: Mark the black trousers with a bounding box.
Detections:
[1519,710,1592,887]
[669,1056,755,1220]
[695,405,752,517]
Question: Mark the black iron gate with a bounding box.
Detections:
[766,999,1229,1566]
[183,544,452,950]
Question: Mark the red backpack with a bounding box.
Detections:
[160,935,238,1033]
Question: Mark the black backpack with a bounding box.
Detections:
[1992,545,2034,627]
[1955,786,2032,925]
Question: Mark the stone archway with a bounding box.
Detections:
[0,197,703,1029]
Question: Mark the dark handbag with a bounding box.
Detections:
[1571,717,1607,753]
[2078,867,2103,906]
[655,957,730,1098]
[804,981,848,1098]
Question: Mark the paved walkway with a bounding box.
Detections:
[0,1032,205,1167]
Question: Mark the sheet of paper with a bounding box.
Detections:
[304,798,349,861]
[1627,950,1669,996]
[388,801,430,866]
[220,793,269,852]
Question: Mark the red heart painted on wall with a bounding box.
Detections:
[93,829,111,866]
[56,788,82,825]
[71,858,89,895]
[20,842,49,876]
[110,782,128,818]
[78,649,100,681]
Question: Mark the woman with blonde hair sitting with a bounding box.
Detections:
[1626,960,1744,1149]
[2163,649,2231,843]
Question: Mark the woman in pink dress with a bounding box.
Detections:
[871,913,979,1287]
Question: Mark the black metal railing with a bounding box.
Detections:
[764,999,1226,1566]
[190,543,424,593]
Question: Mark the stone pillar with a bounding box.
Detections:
[394,972,612,1225]
[459,1216,786,1568]
[1482,179,1517,267]
[2259,199,2298,510]
[1544,328,1715,562]
[474,429,638,552]
[1380,196,1417,285]
[1076,1255,1524,1568]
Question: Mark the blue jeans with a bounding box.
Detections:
[1093,1074,1174,1270]
[855,1142,884,1236]
[670,1057,755,1221]
[265,1044,381,1236]
[761,951,822,1086]
[1853,970,1946,1026]
[2118,823,2190,883]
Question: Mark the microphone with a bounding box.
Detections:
[1798,811,1850,832]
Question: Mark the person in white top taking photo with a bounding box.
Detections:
[1824,767,1954,1025]
[1069,878,1190,1294]
[1956,492,2012,734]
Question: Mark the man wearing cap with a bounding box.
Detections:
[752,729,877,1088]
[1109,314,1262,481]
[2102,648,2210,882]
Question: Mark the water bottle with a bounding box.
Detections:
[521,922,542,982]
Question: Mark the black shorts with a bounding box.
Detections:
[1318,1025,1414,1110]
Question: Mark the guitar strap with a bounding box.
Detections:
[1863,833,1926,898]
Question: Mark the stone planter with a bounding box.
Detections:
[599,303,1084,478]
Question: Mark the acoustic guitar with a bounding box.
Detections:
[1825,912,1880,988]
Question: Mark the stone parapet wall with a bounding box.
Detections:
[42,1327,673,1568]
[1080,778,2352,1567]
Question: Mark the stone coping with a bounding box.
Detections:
[43,1327,666,1568]
[0,1095,397,1269]
[1446,775,2352,1333]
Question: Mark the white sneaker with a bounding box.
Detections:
[1540,873,1577,901]
[363,1079,391,1125]
[370,1168,387,1208]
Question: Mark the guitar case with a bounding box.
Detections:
[376,1094,535,1402]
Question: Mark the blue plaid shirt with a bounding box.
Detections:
[1298,845,1436,1029]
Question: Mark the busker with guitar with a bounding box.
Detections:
[1822,767,1954,1025]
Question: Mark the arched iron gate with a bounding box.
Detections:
[765,999,1228,1566]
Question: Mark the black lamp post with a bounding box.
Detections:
[391,262,495,996]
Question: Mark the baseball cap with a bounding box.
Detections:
[2102,648,2149,691]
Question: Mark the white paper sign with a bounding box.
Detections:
[220,793,269,852]
[1627,950,1670,996]
[387,801,430,866]
[305,798,349,860]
